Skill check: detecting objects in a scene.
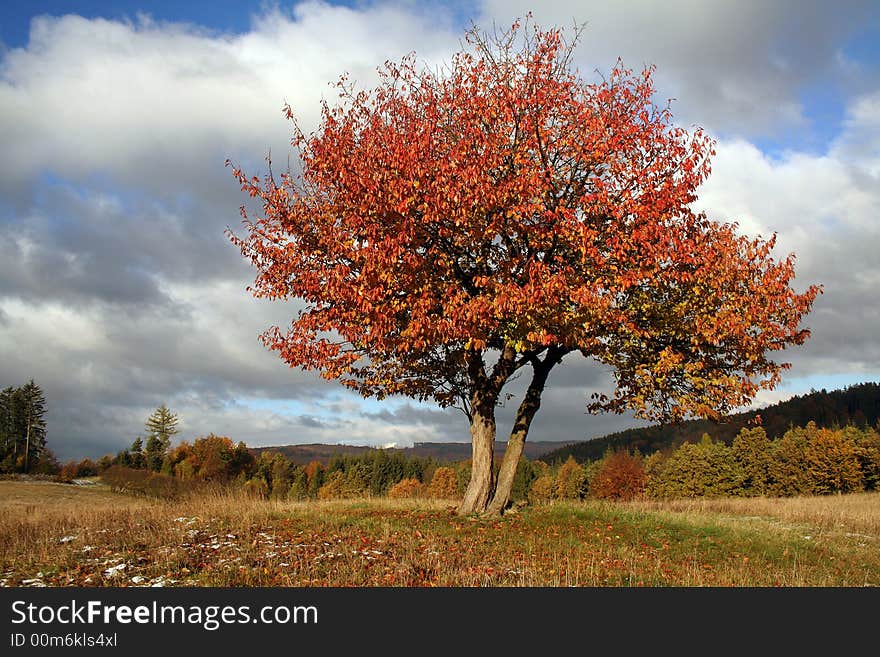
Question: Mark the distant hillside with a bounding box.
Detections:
[542,382,880,464]
[250,440,563,465]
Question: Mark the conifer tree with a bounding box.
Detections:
[9,380,47,473]
[0,386,16,470]
[143,405,179,471]
[145,405,179,451]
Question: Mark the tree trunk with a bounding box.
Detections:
[23,418,31,473]
[485,354,557,516]
[457,404,496,515]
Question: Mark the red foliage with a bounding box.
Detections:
[590,451,647,501]
[229,19,818,424]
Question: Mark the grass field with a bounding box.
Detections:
[1,480,877,586]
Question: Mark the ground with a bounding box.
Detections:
[1,480,877,586]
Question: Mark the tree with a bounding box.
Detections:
[128,436,146,470]
[767,425,813,496]
[554,455,588,499]
[0,386,15,469]
[388,477,423,498]
[589,450,646,500]
[0,380,48,473]
[144,435,166,471]
[646,435,739,498]
[144,404,179,469]
[804,427,862,494]
[731,427,773,496]
[229,19,820,515]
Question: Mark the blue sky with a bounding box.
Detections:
[1,1,879,459]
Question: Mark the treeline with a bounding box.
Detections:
[58,402,880,505]
[61,430,473,501]
[544,382,880,463]
[528,422,880,502]
[0,380,58,474]
[64,429,545,503]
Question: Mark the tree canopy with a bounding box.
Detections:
[229,19,820,515]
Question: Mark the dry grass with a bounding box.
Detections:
[624,492,880,537]
[1,480,877,587]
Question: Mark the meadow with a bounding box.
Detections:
[1,479,877,587]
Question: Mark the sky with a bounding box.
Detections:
[1,1,879,461]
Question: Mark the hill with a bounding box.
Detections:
[250,440,563,465]
[542,381,880,464]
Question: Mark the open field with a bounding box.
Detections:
[1,480,877,586]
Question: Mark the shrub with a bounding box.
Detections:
[100,465,195,499]
[426,467,460,499]
[388,477,423,499]
[57,461,80,483]
[243,475,269,499]
[528,475,555,505]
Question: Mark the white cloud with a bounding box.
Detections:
[0,3,460,195]
[477,0,876,137]
[696,98,880,380]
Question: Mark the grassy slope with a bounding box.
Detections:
[0,481,877,587]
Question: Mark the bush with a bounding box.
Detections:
[100,465,197,499]
[426,467,459,499]
[243,475,269,499]
[528,475,555,505]
[57,461,80,483]
[388,477,423,499]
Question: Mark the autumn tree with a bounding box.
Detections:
[804,427,862,494]
[229,20,820,515]
[554,455,588,499]
[589,450,646,500]
[767,425,813,496]
[388,477,423,498]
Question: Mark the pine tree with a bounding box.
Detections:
[129,436,146,469]
[144,434,165,471]
[13,381,47,473]
[0,386,16,471]
[145,404,179,451]
[731,427,773,496]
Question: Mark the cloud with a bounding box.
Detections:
[0,3,467,459]
[696,95,880,378]
[478,0,879,139]
[0,2,876,460]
